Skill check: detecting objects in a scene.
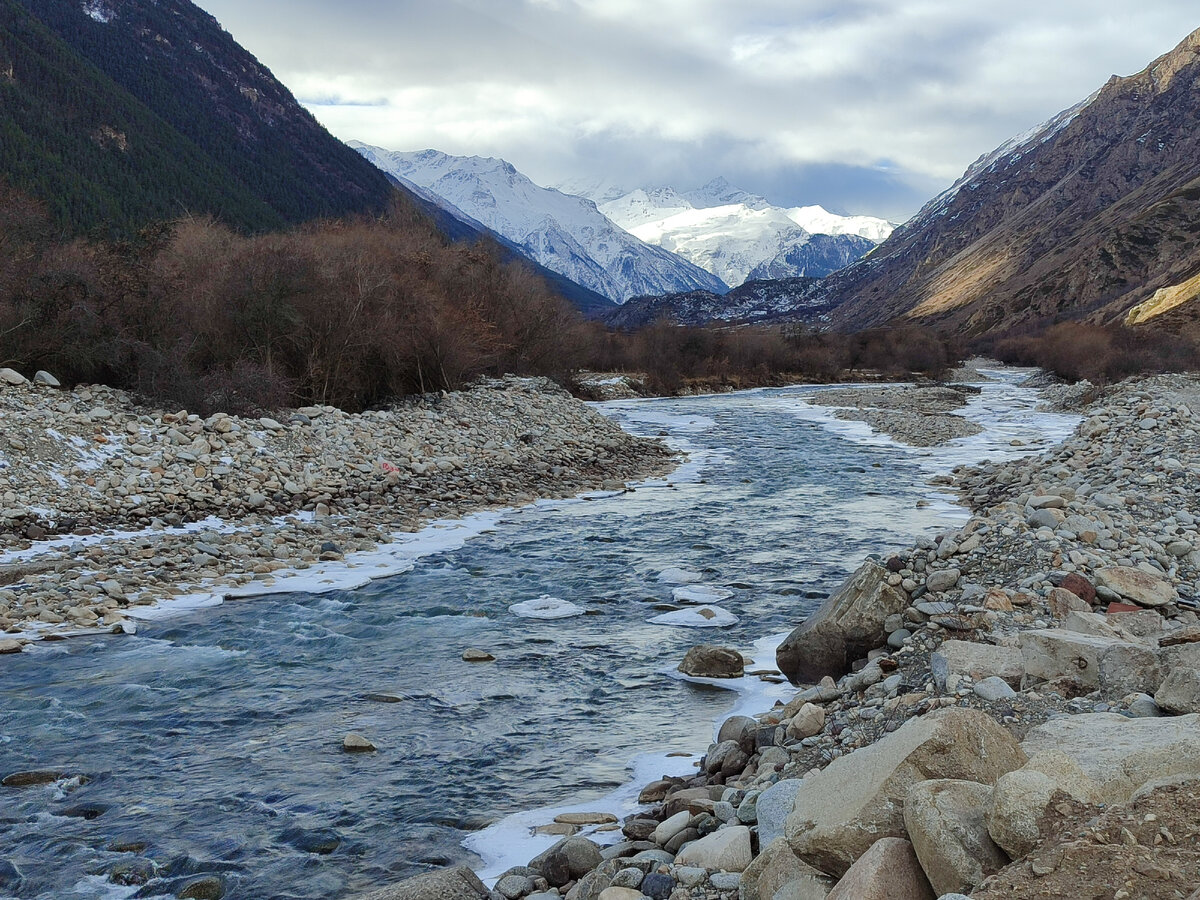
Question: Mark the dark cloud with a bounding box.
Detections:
[194,0,1199,220]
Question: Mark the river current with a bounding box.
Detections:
[0,370,1077,899]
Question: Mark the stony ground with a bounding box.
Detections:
[805,383,987,446]
[0,373,675,646]
[7,367,1200,900]
[421,371,1200,900]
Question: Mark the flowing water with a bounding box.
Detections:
[0,370,1077,899]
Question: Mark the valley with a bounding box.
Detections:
[2,3,1200,900]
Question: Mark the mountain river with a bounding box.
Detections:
[0,369,1078,899]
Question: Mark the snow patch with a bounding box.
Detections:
[671,584,734,604]
[81,0,114,23]
[648,606,738,628]
[508,595,586,619]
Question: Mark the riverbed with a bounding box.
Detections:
[0,370,1077,900]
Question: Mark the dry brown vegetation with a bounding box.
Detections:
[0,184,589,411]
[0,181,971,412]
[990,322,1200,384]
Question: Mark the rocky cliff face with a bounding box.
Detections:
[817,28,1200,340]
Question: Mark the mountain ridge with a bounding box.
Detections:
[809,27,1200,341]
[598,183,894,287]
[352,144,729,304]
[1,0,396,234]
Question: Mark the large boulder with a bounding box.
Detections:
[673,825,752,872]
[785,708,1025,877]
[903,779,1008,896]
[1018,629,1128,689]
[354,867,490,900]
[985,750,1100,859]
[756,778,804,850]
[1098,643,1164,699]
[777,561,907,684]
[740,838,833,900]
[1155,666,1200,714]
[1020,713,1200,803]
[934,640,1024,686]
[530,837,602,886]
[824,838,934,900]
[1095,567,1178,607]
[786,703,826,741]
[678,645,745,678]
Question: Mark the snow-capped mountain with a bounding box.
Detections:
[594,180,896,287]
[351,145,727,303]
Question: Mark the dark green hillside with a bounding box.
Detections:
[0,0,394,235]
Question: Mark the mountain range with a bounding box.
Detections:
[595,180,893,287]
[796,26,1200,342]
[5,0,1199,344]
[603,278,829,330]
[351,145,729,304]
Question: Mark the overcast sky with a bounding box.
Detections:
[194,1,1197,221]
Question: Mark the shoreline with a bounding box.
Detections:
[452,366,1083,883]
[421,370,1200,900]
[0,375,676,649]
[7,366,1190,899]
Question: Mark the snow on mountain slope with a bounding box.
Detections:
[597,188,693,230]
[625,204,811,287]
[684,177,770,210]
[918,89,1101,224]
[600,187,895,287]
[352,145,727,303]
[784,205,895,243]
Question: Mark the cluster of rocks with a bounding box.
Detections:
[570,372,647,402]
[806,384,986,447]
[368,372,1200,900]
[0,371,675,645]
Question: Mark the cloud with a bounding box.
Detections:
[195,0,1199,220]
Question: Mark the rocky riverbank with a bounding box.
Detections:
[0,372,676,648]
[384,372,1200,900]
[804,383,987,447]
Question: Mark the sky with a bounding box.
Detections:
[193,1,1199,222]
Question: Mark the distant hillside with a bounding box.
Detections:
[383,172,614,316]
[353,145,729,303]
[809,27,1200,341]
[595,180,893,287]
[605,277,828,329]
[0,0,395,234]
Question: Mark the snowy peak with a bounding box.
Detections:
[784,205,896,243]
[599,180,895,287]
[685,176,770,210]
[597,187,693,230]
[353,144,727,303]
[551,176,629,206]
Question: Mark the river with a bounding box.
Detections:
[0,370,1077,899]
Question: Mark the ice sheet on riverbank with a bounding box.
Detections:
[780,367,1081,477]
[465,630,792,884]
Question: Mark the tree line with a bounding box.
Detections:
[0,179,1063,414]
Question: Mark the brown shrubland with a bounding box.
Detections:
[9,180,1156,412]
[991,321,1200,384]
